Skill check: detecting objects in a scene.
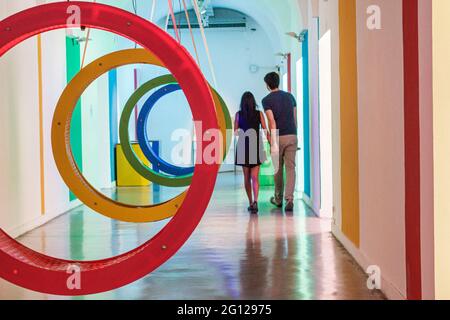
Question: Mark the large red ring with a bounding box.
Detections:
[0,2,219,295]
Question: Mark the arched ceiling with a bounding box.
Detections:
[19,1,303,51]
[107,0,303,52]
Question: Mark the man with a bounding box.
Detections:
[262,72,298,211]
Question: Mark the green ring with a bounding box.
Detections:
[119,74,232,187]
[216,89,233,157]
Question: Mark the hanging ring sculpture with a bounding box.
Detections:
[119,64,231,187]
[136,83,195,177]
[0,2,220,296]
[135,83,232,178]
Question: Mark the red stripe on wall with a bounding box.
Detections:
[402,0,422,300]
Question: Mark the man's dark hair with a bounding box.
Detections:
[264,72,280,90]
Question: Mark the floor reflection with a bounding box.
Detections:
[240,216,269,299]
[270,213,301,299]
[0,173,385,300]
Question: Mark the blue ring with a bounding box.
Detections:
[137,83,195,176]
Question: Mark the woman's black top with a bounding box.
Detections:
[235,110,267,168]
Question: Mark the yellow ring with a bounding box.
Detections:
[52,49,226,223]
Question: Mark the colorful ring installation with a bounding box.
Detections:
[55,56,187,220]
[121,71,231,187]
[215,88,233,159]
[136,84,233,178]
[136,83,195,177]
[0,2,219,296]
[119,75,192,187]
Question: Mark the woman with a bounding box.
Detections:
[235,92,270,213]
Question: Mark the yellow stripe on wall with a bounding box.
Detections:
[432,0,450,300]
[37,34,45,215]
[338,0,360,247]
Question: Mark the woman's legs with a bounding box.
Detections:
[243,167,253,205]
[250,166,260,204]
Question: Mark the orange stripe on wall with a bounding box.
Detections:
[37,34,45,215]
[339,0,360,247]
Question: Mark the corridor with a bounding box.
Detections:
[0,173,384,300]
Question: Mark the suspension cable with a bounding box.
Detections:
[181,0,200,65]
[150,0,157,22]
[191,0,218,88]
[168,0,181,43]
[80,0,97,68]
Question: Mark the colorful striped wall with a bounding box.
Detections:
[302,0,444,299]
[323,0,450,300]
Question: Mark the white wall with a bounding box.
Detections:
[0,1,83,236]
[179,20,278,117]
[318,28,333,218]
[0,1,119,236]
[127,17,280,171]
[318,0,341,227]
[0,1,41,236]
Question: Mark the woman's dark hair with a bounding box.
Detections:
[240,92,258,120]
[264,72,280,90]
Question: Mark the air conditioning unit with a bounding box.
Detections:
[167,8,248,30]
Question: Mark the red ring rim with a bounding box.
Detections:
[0,1,219,296]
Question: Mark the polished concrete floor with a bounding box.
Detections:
[0,173,385,300]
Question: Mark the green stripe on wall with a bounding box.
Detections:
[66,36,83,201]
